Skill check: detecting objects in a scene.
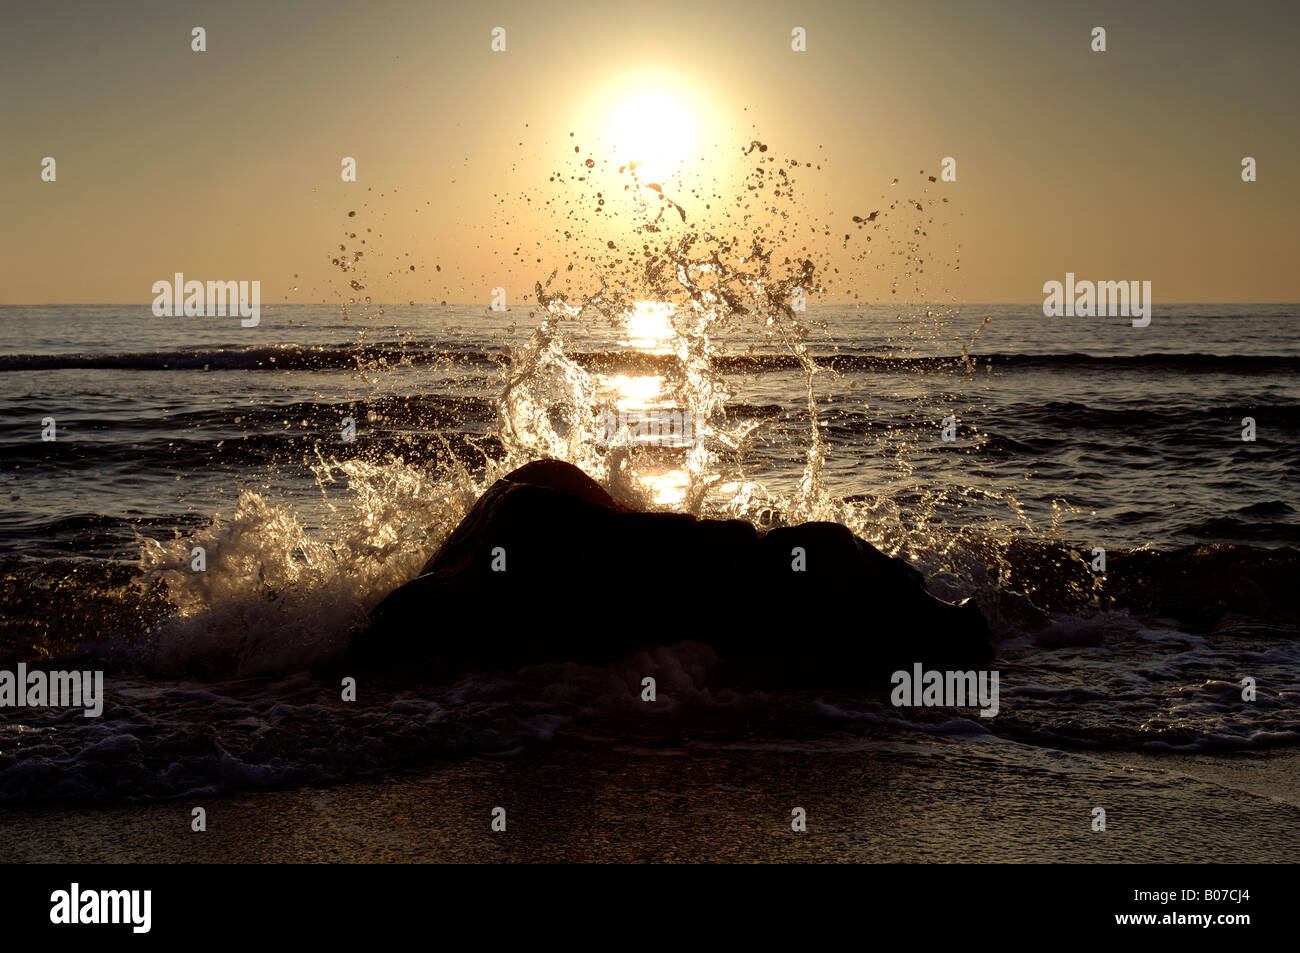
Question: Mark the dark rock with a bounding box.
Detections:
[351,460,992,683]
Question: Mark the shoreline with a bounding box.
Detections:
[5,744,1297,863]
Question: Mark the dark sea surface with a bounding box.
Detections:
[1,302,1297,807]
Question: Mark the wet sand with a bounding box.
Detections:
[4,742,1298,863]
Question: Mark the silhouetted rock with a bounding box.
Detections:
[352,460,992,683]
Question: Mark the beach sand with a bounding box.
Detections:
[5,743,1298,863]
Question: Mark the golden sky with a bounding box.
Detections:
[3,0,1298,304]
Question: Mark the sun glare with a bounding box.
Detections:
[624,301,675,350]
[608,91,696,179]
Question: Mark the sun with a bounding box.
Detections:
[608,91,697,179]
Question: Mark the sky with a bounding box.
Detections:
[3,0,1298,305]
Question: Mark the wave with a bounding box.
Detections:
[0,342,499,372]
[692,351,1300,374]
[1,629,1295,804]
[0,430,504,476]
[4,347,1297,374]
[8,518,1297,677]
[3,474,1299,803]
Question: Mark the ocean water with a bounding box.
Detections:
[1,300,1298,805]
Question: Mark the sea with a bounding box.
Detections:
[1,300,1298,828]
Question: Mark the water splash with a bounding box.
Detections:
[132,132,1087,673]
